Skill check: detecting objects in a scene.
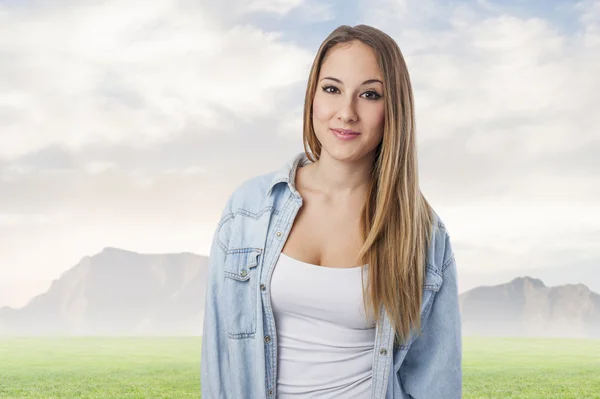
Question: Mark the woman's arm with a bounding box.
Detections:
[398,234,463,398]
[200,197,233,398]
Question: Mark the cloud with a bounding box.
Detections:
[0,0,598,290]
[199,0,334,25]
[0,0,316,284]
[358,0,599,201]
[238,0,305,15]
[0,0,313,159]
[357,0,599,284]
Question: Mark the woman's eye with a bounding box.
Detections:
[321,85,381,100]
[321,85,338,94]
[361,90,381,100]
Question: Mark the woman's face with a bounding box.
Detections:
[312,40,385,163]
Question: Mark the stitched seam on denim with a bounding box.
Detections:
[223,271,250,281]
[216,239,228,254]
[216,206,274,251]
[223,251,259,336]
[423,265,442,292]
[260,213,276,394]
[274,195,299,389]
[378,318,392,398]
[247,251,260,268]
[372,306,386,398]
[421,292,436,317]
[225,247,263,254]
[379,308,387,398]
[217,212,234,229]
[442,253,455,272]
[370,305,381,397]
[215,213,234,252]
[375,332,384,398]
[237,206,275,220]
[425,264,442,278]
[227,332,254,339]
[262,215,279,342]
[379,324,394,399]
[223,252,260,277]
[266,193,295,394]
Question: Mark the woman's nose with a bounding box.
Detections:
[338,97,358,123]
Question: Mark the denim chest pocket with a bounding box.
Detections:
[223,248,263,339]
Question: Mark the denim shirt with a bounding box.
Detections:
[201,151,462,399]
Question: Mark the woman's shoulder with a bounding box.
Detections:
[430,208,448,233]
[215,170,282,250]
[226,171,278,207]
[426,207,454,273]
[226,153,302,209]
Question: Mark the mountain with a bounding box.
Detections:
[457,262,600,295]
[0,279,52,309]
[459,276,600,338]
[3,247,599,338]
[0,247,209,336]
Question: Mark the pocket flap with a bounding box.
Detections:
[224,248,263,282]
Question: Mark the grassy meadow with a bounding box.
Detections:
[0,337,200,399]
[463,336,600,399]
[0,336,598,398]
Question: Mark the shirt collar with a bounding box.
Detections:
[265,151,313,197]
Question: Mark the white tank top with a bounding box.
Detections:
[270,252,376,398]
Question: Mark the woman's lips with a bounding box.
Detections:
[331,128,360,141]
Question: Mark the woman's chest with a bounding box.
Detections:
[281,194,366,268]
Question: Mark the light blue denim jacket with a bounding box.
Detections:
[201,151,462,398]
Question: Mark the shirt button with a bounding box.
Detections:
[276,231,282,237]
[268,389,273,396]
[260,284,266,291]
[240,269,247,277]
[264,335,271,343]
[380,348,387,356]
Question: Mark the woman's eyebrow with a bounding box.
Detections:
[321,76,383,85]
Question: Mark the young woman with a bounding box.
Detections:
[201,24,462,398]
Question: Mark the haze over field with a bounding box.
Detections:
[1,248,598,338]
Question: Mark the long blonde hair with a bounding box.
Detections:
[302,24,434,345]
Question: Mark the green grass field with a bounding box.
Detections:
[0,336,598,398]
[0,337,200,399]
[463,337,600,399]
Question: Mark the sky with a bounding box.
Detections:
[0,0,599,307]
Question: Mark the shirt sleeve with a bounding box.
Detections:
[398,233,463,398]
[200,196,233,398]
